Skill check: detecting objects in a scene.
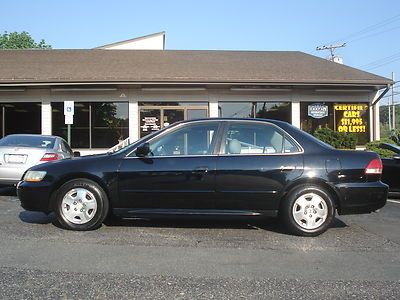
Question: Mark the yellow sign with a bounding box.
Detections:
[334,104,368,133]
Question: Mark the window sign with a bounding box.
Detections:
[335,104,368,133]
[308,103,328,119]
[139,109,162,137]
[141,117,160,132]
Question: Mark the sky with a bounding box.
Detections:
[1,0,400,102]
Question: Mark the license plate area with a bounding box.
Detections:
[5,154,27,164]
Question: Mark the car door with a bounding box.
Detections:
[215,121,304,211]
[382,157,400,192]
[118,121,222,210]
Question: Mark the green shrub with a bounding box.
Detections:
[313,128,357,149]
[389,129,400,145]
[365,138,397,158]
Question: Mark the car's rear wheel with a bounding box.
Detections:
[280,184,335,236]
[54,179,109,230]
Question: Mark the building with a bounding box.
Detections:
[0,34,392,154]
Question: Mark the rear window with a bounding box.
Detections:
[0,135,56,149]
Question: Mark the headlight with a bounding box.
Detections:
[23,171,47,182]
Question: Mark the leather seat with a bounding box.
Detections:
[228,139,241,154]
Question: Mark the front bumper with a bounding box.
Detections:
[17,181,53,213]
[335,181,388,215]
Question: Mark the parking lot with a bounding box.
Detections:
[0,196,399,299]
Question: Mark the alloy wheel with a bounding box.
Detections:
[61,188,98,224]
[292,192,328,230]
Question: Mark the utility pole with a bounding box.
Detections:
[392,72,395,130]
[316,43,346,62]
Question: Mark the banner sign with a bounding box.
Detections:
[308,103,328,119]
[334,104,368,133]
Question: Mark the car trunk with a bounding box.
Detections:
[0,147,48,181]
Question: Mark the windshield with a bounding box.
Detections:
[111,129,166,154]
[381,143,400,154]
[0,135,56,149]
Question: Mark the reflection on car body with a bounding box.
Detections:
[17,119,388,236]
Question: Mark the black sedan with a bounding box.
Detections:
[379,143,400,197]
[17,118,388,236]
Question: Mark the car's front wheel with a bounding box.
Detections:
[54,179,109,230]
[280,184,335,236]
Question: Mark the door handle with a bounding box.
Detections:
[191,167,209,179]
[192,167,209,174]
[280,166,295,171]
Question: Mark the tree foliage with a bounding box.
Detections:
[0,31,51,49]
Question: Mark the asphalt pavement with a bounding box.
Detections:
[0,196,399,299]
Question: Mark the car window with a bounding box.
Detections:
[223,123,300,155]
[0,135,56,149]
[60,140,73,155]
[148,123,219,157]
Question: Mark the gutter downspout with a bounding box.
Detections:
[370,85,391,141]
[371,85,391,107]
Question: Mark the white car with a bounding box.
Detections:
[0,134,76,194]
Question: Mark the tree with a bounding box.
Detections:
[0,31,51,49]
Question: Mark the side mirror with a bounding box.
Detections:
[135,143,151,157]
[73,151,81,157]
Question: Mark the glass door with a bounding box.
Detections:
[163,109,184,127]
[139,105,209,138]
[139,108,162,138]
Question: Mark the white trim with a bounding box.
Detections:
[41,100,52,135]
[291,101,300,128]
[129,97,139,142]
[369,104,374,142]
[208,95,219,118]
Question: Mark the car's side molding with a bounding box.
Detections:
[112,208,279,218]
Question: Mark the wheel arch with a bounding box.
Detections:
[280,178,342,212]
[48,173,112,212]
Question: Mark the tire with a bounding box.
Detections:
[54,178,109,231]
[280,184,335,236]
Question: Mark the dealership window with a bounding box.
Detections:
[218,102,291,122]
[300,102,369,145]
[0,103,41,138]
[52,102,128,148]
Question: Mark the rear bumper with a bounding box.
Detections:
[335,181,388,215]
[17,181,53,213]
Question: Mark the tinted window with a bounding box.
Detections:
[218,102,291,122]
[223,123,299,155]
[60,140,73,154]
[52,102,128,149]
[0,135,56,149]
[0,103,41,137]
[149,123,218,157]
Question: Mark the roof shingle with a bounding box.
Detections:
[0,49,392,87]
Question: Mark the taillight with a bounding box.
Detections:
[365,158,383,175]
[40,153,59,162]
